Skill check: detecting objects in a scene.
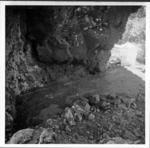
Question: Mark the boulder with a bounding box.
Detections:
[8,128,34,144]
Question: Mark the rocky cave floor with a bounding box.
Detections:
[8,65,145,144]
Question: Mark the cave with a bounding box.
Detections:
[6,6,145,144]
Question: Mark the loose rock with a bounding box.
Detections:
[88,113,95,121]
[39,128,56,144]
[8,128,34,144]
[64,107,76,126]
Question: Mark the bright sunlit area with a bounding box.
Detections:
[108,7,145,81]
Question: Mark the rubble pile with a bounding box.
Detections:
[8,93,145,144]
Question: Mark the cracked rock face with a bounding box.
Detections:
[6,6,140,140]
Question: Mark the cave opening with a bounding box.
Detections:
[6,6,145,144]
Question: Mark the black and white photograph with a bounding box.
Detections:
[0,1,149,146]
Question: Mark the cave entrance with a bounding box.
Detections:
[6,6,145,144]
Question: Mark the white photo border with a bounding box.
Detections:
[0,1,149,148]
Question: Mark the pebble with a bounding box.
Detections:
[74,112,82,122]
[96,108,100,112]
[65,125,71,132]
[90,106,97,112]
[39,128,56,144]
[89,94,100,105]
[46,119,59,129]
[69,120,76,126]
[89,135,94,140]
[64,107,76,126]
[88,113,95,121]
[64,107,74,120]
[84,103,91,113]
[94,94,100,102]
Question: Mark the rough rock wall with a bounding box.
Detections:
[6,8,51,137]
[25,6,138,72]
[6,6,140,138]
